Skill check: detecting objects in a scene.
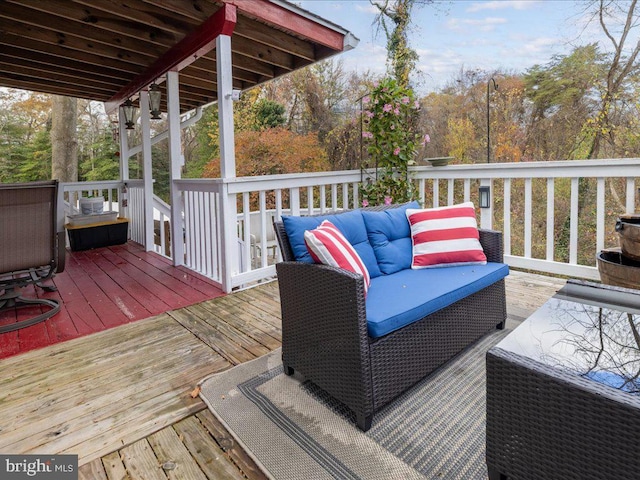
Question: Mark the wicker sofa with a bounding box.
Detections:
[274,202,508,431]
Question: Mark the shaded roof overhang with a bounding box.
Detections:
[0,0,358,114]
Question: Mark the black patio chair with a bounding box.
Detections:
[0,180,66,333]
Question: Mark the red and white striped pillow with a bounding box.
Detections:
[304,220,371,294]
[406,202,487,269]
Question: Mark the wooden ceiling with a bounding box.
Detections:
[0,0,357,114]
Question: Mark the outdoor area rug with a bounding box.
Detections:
[199,328,510,480]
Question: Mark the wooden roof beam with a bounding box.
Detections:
[0,57,119,93]
[0,45,132,83]
[105,3,237,114]
[0,74,110,100]
[227,0,345,52]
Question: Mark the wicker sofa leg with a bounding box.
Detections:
[357,413,372,432]
[487,466,507,480]
[283,365,294,376]
[496,320,506,330]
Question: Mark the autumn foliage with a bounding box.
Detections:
[202,126,330,178]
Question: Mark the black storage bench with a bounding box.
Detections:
[66,218,129,251]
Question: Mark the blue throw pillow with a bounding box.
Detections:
[282,210,382,278]
[362,201,420,274]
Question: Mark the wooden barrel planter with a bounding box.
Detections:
[597,248,640,290]
[616,214,640,261]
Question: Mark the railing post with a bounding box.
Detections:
[524,178,532,258]
[596,177,606,254]
[139,89,155,252]
[167,70,185,266]
[570,177,579,265]
[217,33,238,292]
[626,177,636,213]
[118,106,130,222]
[503,178,511,256]
[546,178,554,261]
[480,178,493,230]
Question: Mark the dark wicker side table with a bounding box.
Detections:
[486,280,640,480]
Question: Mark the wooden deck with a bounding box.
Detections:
[0,242,224,359]
[0,270,565,480]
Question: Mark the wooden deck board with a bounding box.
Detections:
[147,426,209,480]
[0,270,565,479]
[99,451,129,480]
[0,242,224,359]
[173,415,247,480]
[120,439,168,480]
[78,458,108,480]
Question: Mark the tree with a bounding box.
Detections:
[253,99,285,130]
[371,0,429,87]
[523,45,603,160]
[76,100,119,182]
[51,95,78,182]
[203,127,330,179]
[202,126,331,209]
[0,90,53,182]
[583,0,640,158]
[444,117,476,163]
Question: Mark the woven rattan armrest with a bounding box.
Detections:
[479,229,504,263]
[276,261,374,425]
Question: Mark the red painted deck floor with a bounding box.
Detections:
[0,242,224,359]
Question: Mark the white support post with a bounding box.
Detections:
[139,90,155,251]
[480,179,493,230]
[503,178,511,256]
[524,177,532,258]
[570,177,580,265]
[167,70,185,266]
[463,179,471,203]
[320,185,326,213]
[546,178,554,261]
[596,177,605,254]
[291,188,301,215]
[217,34,238,292]
[432,180,439,208]
[118,108,130,221]
[626,177,635,214]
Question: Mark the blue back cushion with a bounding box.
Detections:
[281,210,382,278]
[362,201,420,274]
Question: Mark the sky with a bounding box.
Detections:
[296,0,608,92]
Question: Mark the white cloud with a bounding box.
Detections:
[355,3,379,14]
[338,40,387,77]
[447,17,508,32]
[516,36,559,55]
[466,1,540,13]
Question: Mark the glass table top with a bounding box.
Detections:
[495,281,640,395]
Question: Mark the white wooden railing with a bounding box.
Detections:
[59,180,172,257]
[177,179,223,281]
[412,159,639,280]
[60,159,640,292]
[172,159,638,291]
[172,171,362,289]
[57,180,123,232]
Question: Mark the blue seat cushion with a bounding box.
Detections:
[282,210,382,278]
[362,201,420,274]
[365,263,509,338]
